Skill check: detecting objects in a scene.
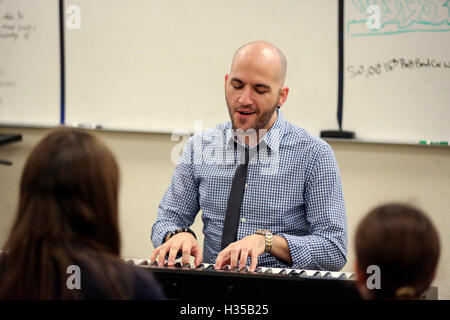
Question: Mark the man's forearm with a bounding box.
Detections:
[270,235,292,265]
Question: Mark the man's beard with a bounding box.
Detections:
[226,95,279,132]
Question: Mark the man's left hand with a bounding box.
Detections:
[214,234,266,271]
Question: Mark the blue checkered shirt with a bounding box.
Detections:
[151,111,347,271]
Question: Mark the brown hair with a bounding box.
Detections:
[0,128,132,299]
[355,203,440,300]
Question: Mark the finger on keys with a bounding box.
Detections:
[230,246,240,269]
[150,247,160,264]
[158,247,168,267]
[214,249,229,269]
[249,251,258,272]
[181,242,192,266]
[239,247,249,269]
[193,246,203,267]
[167,245,179,266]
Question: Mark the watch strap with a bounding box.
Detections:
[256,229,273,253]
[166,227,197,242]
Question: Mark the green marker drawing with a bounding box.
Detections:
[346,0,450,37]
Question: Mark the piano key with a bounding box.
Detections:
[348,273,356,280]
[264,268,273,274]
[298,270,308,277]
[279,269,288,274]
[305,270,318,277]
[323,272,333,279]
[238,267,249,273]
[269,267,285,274]
[255,267,264,273]
[147,261,157,267]
[337,273,347,280]
[205,264,216,271]
[221,265,230,271]
[328,272,342,279]
[312,271,322,278]
[196,264,206,270]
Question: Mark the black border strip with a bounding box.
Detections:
[337,0,344,131]
[58,0,65,125]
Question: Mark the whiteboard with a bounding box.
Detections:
[64,0,338,135]
[0,0,60,126]
[343,0,450,142]
[3,1,447,142]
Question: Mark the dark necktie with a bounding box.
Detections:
[221,146,250,250]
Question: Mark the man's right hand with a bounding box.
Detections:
[150,232,203,267]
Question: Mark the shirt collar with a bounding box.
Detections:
[225,109,285,154]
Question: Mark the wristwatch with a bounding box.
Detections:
[166,227,197,242]
[255,229,273,253]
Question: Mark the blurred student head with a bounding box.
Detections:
[0,127,125,299]
[354,203,440,300]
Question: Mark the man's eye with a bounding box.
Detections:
[232,84,243,90]
[255,88,269,94]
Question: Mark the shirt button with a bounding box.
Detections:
[241,218,246,223]
[245,183,249,188]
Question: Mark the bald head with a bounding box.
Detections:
[231,41,287,86]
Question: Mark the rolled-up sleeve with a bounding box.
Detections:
[151,137,200,248]
[278,144,347,271]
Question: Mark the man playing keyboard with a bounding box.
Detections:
[151,41,347,272]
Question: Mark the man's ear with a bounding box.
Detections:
[225,74,230,89]
[277,86,289,109]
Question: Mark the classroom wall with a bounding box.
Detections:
[0,126,448,299]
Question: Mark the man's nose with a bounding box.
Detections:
[238,86,253,106]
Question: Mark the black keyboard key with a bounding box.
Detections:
[196,264,206,270]
[338,273,347,280]
[264,268,273,274]
[149,261,158,267]
[298,270,308,277]
[205,264,216,271]
[288,270,300,276]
